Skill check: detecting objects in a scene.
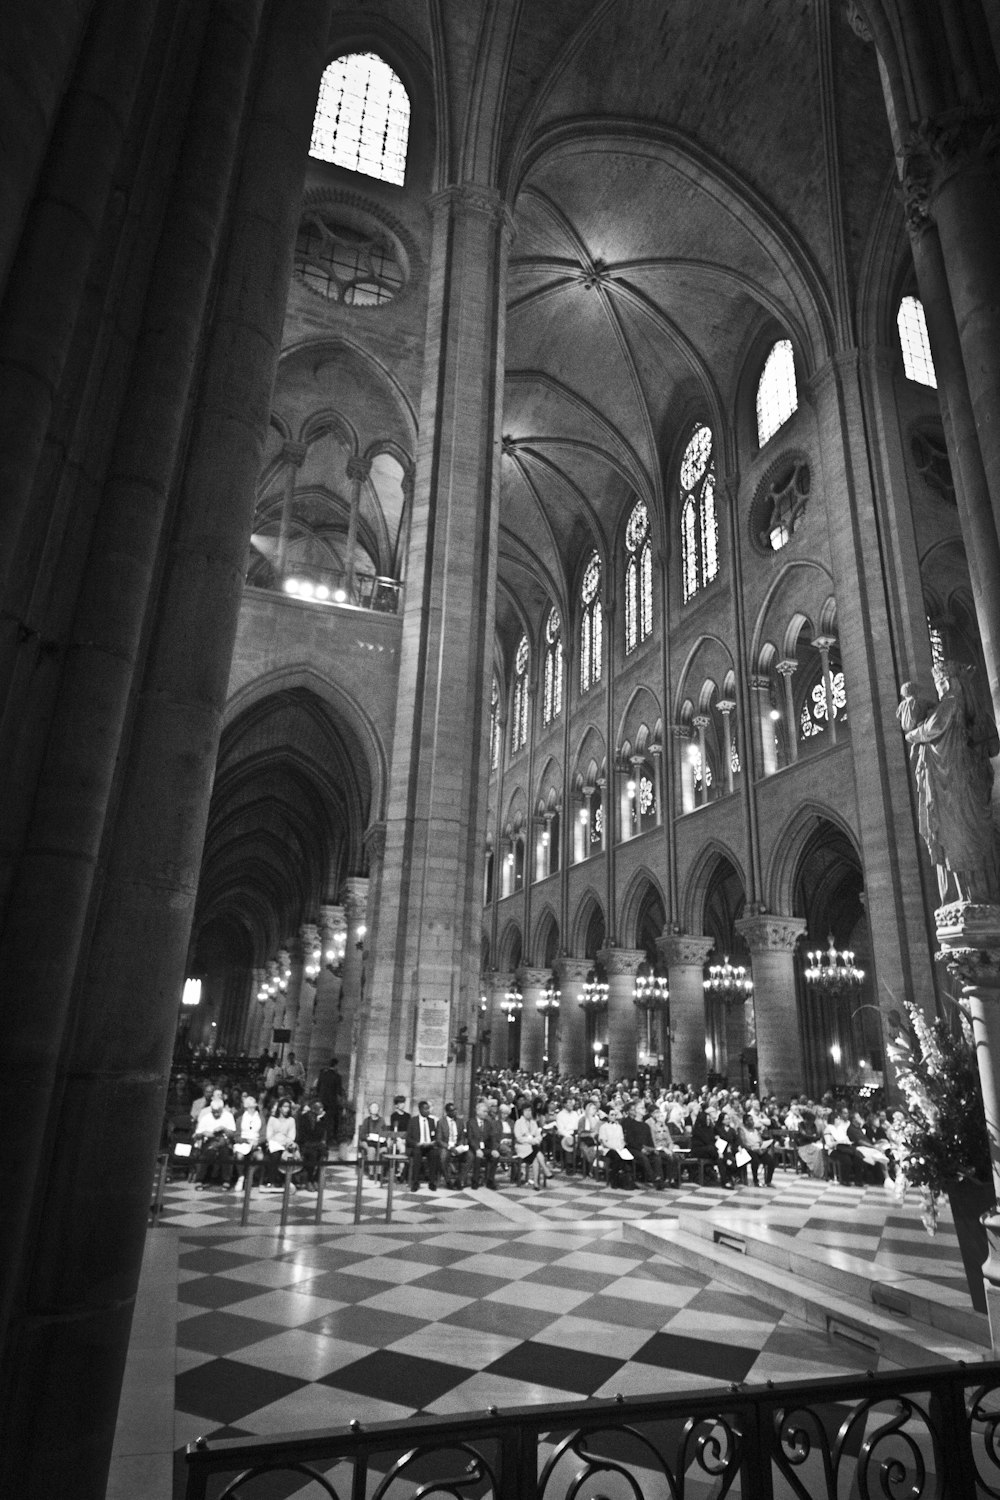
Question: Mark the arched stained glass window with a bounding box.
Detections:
[310,54,410,186]
[490,675,501,771]
[679,426,718,603]
[542,608,562,726]
[580,554,603,693]
[624,499,653,653]
[511,636,529,755]
[897,296,937,388]
[756,339,798,447]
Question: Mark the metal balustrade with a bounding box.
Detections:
[246,566,403,613]
[184,1359,1000,1498]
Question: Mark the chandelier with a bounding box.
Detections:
[804,935,865,995]
[500,979,523,1023]
[536,976,561,1015]
[633,962,668,1010]
[703,955,753,1004]
[579,967,609,1010]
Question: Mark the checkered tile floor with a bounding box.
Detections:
[158,1167,976,1499]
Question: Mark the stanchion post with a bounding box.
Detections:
[279,1165,293,1232]
[353,1154,365,1225]
[240,1161,256,1227]
[314,1158,326,1226]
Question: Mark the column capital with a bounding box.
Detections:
[811,635,837,653]
[936,902,1000,991]
[343,877,368,918]
[775,659,798,678]
[598,946,646,978]
[428,183,515,242]
[300,921,319,946]
[716,699,736,716]
[346,455,371,483]
[671,722,692,738]
[557,957,593,984]
[282,440,307,466]
[648,742,662,756]
[735,913,807,953]
[656,932,714,968]
[319,903,345,934]
[692,714,711,730]
[519,966,552,990]
[749,675,772,693]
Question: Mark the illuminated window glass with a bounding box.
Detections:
[310,54,410,186]
[756,339,798,447]
[898,296,937,388]
[511,636,529,755]
[679,426,718,603]
[294,212,404,305]
[624,499,652,653]
[927,617,945,674]
[800,670,848,739]
[490,675,501,771]
[542,608,562,726]
[580,554,602,693]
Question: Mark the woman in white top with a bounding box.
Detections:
[263,1096,298,1186]
[513,1102,548,1189]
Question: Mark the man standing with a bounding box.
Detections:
[282,1049,306,1098]
[316,1056,343,1138]
[406,1099,439,1190]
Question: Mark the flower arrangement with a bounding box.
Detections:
[886,999,991,1233]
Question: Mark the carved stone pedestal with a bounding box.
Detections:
[936,901,1000,1353]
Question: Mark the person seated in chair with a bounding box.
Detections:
[192,1093,236,1188]
[296,1096,330,1188]
[228,1093,264,1190]
[406,1099,439,1190]
[824,1105,866,1185]
[598,1109,636,1190]
[388,1095,411,1180]
[436,1100,470,1186]
[622,1102,665,1189]
[689,1105,734,1187]
[360,1101,387,1176]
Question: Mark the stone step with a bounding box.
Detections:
[622,1217,990,1371]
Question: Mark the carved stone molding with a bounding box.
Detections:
[901,103,1000,234]
[735,914,807,953]
[428,183,515,243]
[936,901,1000,991]
[844,1,872,43]
[346,455,371,483]
[557,957,593,984]
[363,821,386,867]
[519,966,553,989]
[656,933,714,968]
[598,946,645,978]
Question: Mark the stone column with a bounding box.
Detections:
[341,877,369,1106]
[275,440,307,578]
[775,661,798,764]
[717,702,736,795]
[657,933,713,1087]
[310,904,345,1078]
[693,715,710,804]
[557,958,591,1077]
[750,675,777,777]
[579,785,594,862]
[292,923,320,1065]
[596,776,608,853]
[600,947,645,1083]
[812,636,839,745]
[344,454,371,599]
[247,968,267,1054]
[359,184,511,1113]
[519,967,550,1074]
[493,972,518,1068]
[649,743,663,825]
[735,914,807,1100]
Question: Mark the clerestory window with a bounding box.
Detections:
[580,554,603,693]
[756,339,798,447]
[310,54,410,186]
[897,296,937,388]
[542,608,563,726]
[624,499,653,653]
[679,426,718,603]
[511,636,529,755]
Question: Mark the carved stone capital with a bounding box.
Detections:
[519,966,552,991]
[343,877,369,919]
[656,932,714,969]
[844,1,871,43]
[735,914,807,953]
[363,821,386,867]
[775,660,797,679]
[300,921,319,947]
[900,104,1000,231]
[936,901,1000,991]
[716,700,736,716]
[319,903,344,934]
[598,946,645,978]
[557,957,593,984]
[428,183,515,243]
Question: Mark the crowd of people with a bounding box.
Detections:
[164,1052,905,1197]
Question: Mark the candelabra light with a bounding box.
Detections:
[500,980,523,1022]
[804,935,864,995]
[632,962,669,1009]
[578,967,609,1010]
[703,955,753,1003]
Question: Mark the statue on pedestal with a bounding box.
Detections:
[898,663,1000,904]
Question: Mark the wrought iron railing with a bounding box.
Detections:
[184,1359,1000,1499]
[246,564,403,614]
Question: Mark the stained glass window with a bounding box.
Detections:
[580,554,602,692]
[756,339,798,447]
[624,499,652,653]
[310,54,410,186]
[542,608,562,725]
[680,427,718,603]
[800,670,847,739]
[490,676,500,770]
[294,212,404,305]
[927,617,945,674]
[898,296,937,388]
[511,636,529,754]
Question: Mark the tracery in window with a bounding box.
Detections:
[542,608,563,726]
[756,340,798,447]
[511,636,529,755]
[580,554,603,692]
[800,671,847,739]
[755,459,810,552]
[310,53,410,186]
[490,675,501,771]
[624,499,653,653]
[679,427,718,603]
[294,211,404,306]
[927,618,945,674]
[897,296,937,388]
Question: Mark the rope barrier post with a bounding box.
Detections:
[240,1160,255,1226]
[279,1164,293,1231]
[353,1152,364,1224]
[384,1148,396,1224]
[313,1157,327,1225]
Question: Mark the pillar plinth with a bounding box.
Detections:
[735,914,806,1100]
[657,934,714,1087]
[598,947,646,1083]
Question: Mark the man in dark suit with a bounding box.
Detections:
[435,1100,469,1187]
[389,1094,411,1182]
[622,1102,665,1190]
[406,1099,438,1190]
[465,1098,502,1188]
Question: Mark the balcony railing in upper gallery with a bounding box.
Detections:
[245,559,403,615]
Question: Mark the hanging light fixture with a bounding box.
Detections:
[804,935,864,996]
[500,979,523,1022]
[703,955,753,1004]
[632,962,669,1010]
[578,966,609,1010]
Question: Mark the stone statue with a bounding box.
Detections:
[898,664,1000,904]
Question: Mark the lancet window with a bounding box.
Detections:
[624,499,653,652]
[680,426,718,603]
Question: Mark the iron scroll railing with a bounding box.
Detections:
[185,1359,1000,1499]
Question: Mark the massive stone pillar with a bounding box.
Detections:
[519,967,549,1074]
[657,934,713,1088]
[310,903,346,1081]
[292,923,320,1066]
[0,4,333,1492]
[357,182,510,1111]
[341,877,369,1110]
[600,947,644,1083]
[736,914,807,1101]
[557,959,591,1077]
